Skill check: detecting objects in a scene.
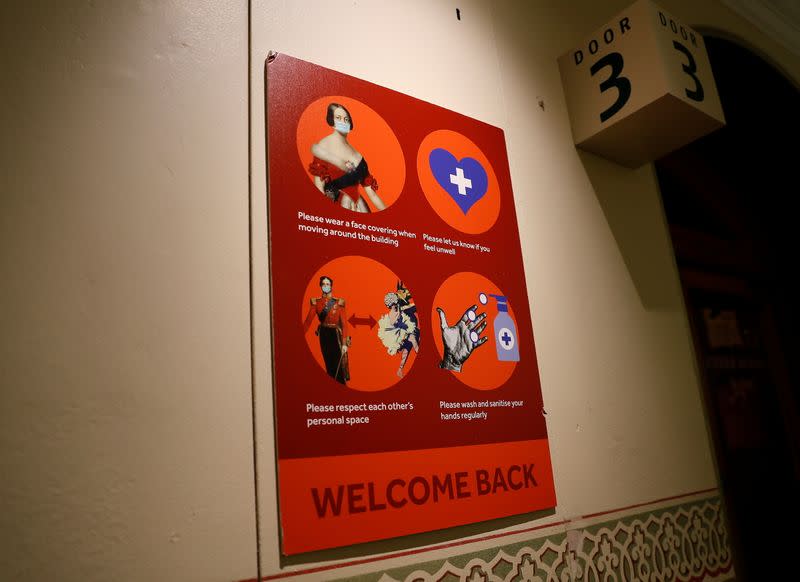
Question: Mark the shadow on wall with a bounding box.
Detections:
[578,150,682,311]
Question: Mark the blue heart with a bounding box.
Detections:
[429,148,488,215]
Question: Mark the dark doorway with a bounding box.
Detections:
[655,37,800,580]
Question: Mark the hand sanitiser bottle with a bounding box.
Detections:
[489,294,520,361]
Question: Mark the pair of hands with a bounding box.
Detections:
[437,305,487,372]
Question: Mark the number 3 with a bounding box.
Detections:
[673,40,704,101]
[590,42,705,124]
[590,52,632,123]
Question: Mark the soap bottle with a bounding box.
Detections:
[489,294,520,361]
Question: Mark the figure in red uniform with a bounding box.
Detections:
[303,275,350,383]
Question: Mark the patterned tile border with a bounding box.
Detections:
[338,496,733,582]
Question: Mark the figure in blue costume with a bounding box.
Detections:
[376,281,420,377]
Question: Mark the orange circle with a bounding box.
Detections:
[296,96,405,212]
[431,272,518,390]
[300,256,419,392]
[417,130,501,234]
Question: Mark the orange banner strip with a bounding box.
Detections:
[278,439,556,555]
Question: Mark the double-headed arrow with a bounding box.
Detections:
[348,313,377,329]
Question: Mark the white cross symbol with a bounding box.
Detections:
[449,167,472,195]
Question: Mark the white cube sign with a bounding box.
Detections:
[558,0,725,167]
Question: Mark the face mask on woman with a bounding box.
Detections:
[321,284,332,294]
[334,120,351,134]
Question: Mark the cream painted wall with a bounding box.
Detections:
[1,0,797,581]
[251,0,799,580]
[0,2,256,581]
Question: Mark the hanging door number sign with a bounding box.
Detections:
[574,13,707,124]
[558,0,724,163]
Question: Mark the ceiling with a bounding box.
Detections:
[722,0,800,57]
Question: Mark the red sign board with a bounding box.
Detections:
[266,53,556,555]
